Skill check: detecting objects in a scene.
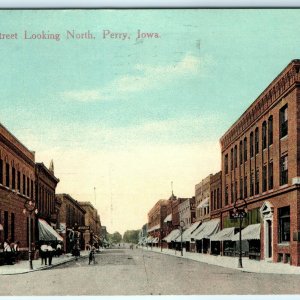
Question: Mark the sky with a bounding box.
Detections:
[0,9,300,235]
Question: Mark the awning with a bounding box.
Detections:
[191,219,220,240]
[210,227,236,241]
[146,236,154,243]
[164,214,172,223]
[174,221,201,242]
[163,229,181,243]
[38,218,63,241]
[232,223,261,241]
[197,198,209,209]
[152,237,159,243]
[147,224,160,232]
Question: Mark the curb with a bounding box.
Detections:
[0,253,89,276]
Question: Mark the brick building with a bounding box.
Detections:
[178,197,196,228]
[0,123,36,252]
[195,174,212,222]
[79,201,101,248]
[220,59,300,265]
[147,199,168,245]
[210,171,222,221]
[56,193,86,253]
[35,161,60,230]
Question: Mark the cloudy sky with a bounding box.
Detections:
[1,9,300,234]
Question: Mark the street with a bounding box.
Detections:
[0,247,300,295]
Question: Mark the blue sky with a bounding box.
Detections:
[1,9,300,233]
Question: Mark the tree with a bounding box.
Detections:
[122,230,140,244]
[108,231,122,244]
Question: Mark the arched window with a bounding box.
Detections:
[255,128,259,154]
[262,121,267,149]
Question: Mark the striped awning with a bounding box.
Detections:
[164,214,172,223]
[197,198,209,209]
[174,221,201,242]
[210,227,236,241]
[232,224,261,241]
[163,229,181,243]
[191,219,220,240]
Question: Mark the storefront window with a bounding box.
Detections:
[279,206,290,243]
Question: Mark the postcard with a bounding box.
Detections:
[0,8,300,297]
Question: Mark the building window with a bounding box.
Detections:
[250,132,254,158]
[11,213,15,242]
[262,165,267,192]
[234,145,237,168]
[225,185,228,206]
[23,174,26,195]
[255,169,259,195]
[255,128,259,154]
[250,171,254,197]
[17,171,21,192]
[12,167,16,190]
[225,154,228,174]
[240,178,243,199]
[4,211,8,241]
[244,138,247,162]
[280,154,288,185]
[268,116,273,146]
[235,181,237,202]
[278,206,290,243]
[0,159,3,185]
[244,176,247,198]
[31,180,34,199]
[262,121,267,149]
[231,183,234,203]
[230,148,233,171]
[280,105,288,138]
[27,177,30,196]
[5,163,10,188]
[269,161,274,189]
[239,141,243,165]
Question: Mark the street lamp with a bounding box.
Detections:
[180,220,185,257]
[23,199,38,270]
[231,201,247,268]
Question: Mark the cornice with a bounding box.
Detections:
[220,60,300,150]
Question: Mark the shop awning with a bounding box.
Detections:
[152,237,159,243]
[146,236,154,243]
[163,229,181,243]
[147,224,160,232]
[38,218,63,241]
[210,227,236,241]
[191,219,220,240]
[174,221,201,242]
[232,223,261,241]
[164,214,172,223]
[197,198,209,209]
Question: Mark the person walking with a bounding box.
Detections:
[40,242,48,265]
[13,241,20,262]
[4,240,13,265]
[47,243,54,265]
[88,245,96,265]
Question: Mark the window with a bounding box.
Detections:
[269,161,274,189]
[244,138,247,162]
[255,128,259,154]
[12,167,16,190]
[280,154,288,185]
[5,163,10,188]
[11,213,15,242]
[244,176,247,198]
[262,121,267,149]
[234,145,237,168]
[279,206,290,243]
[280,105,288,138]
[235,181,237,201]
[0,159,3,184]
[268,116,273,145]
[255,169,259,195]
[31,180,34,199]
[224,154,228,174]
[262,165,267,192]
[23,174,26,195]
[250,132,254,158]
[230,148,233,171]
[4,211,8,241]
[225,185,228,206]
[231,183,234,203]
[17,171,21,192]
[240,178,243,199]
[250,171,254,196]
[239,141,243,165]
[27,177,30,196]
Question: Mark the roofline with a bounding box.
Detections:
[36,162,60,183]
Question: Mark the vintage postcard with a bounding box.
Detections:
[0,8,300,297]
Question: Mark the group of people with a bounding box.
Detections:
[39,241,63,266]
[1,240,20,265]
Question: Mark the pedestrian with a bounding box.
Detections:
[13,241,20,262]
[88,245,96,265]
[47,242,54,265]
[56,242,62,257]
[40,242,48,265]
[4,240,13,265]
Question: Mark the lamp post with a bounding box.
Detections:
[231,205,247,268]
[180,220,185,257]
[23,199,38,270]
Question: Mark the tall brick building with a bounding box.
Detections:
[220,59,300,265]
[0,123,36,250]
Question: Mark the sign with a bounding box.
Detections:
[229,209,247,219]
[77,226,90,231]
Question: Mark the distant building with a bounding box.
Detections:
[178,197,196,228]
[195,174,212,222]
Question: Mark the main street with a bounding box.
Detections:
[1,247,300,296]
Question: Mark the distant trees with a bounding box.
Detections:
[122,230,140,244]
[107,231,122,244]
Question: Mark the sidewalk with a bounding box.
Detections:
[0,251,89,275]
[142,246,300,275]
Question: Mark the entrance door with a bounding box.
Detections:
[267,220,272,258]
